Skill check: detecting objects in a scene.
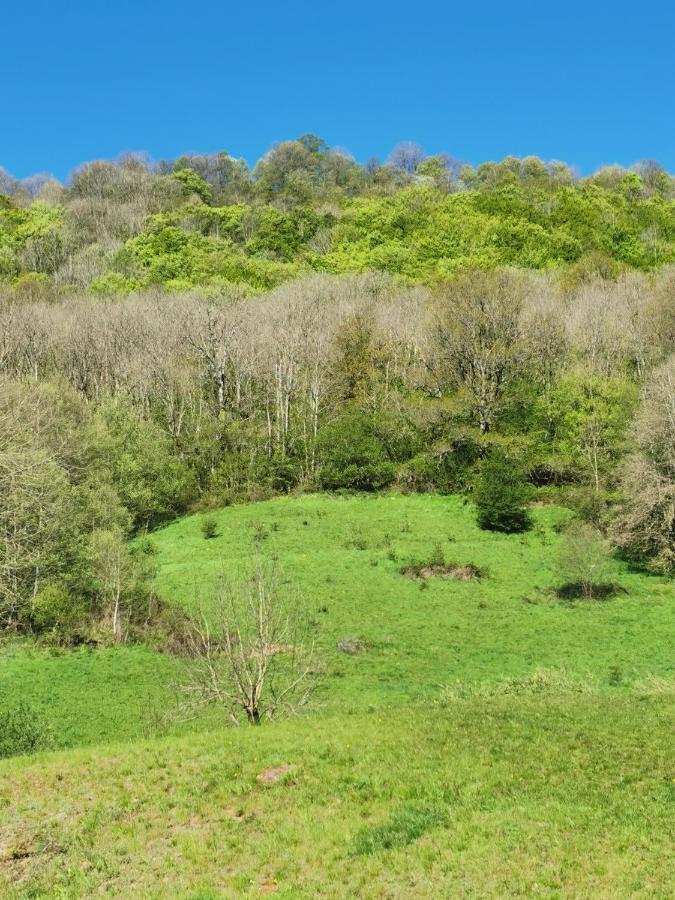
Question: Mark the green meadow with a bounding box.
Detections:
[1,695,673,897]
[152,494,674,707]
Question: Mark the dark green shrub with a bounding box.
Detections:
[318,413,396,491]
[474,450,531,533]
[201,516,219,539]
[0,702,55,758]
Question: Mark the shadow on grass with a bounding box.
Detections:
[350,804,448,856]
[555,582,626,602]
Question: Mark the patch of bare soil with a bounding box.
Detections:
[401,563,481,581]
[256,764,293,785]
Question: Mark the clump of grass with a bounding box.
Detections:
[350,804,447,856]
[0,702,54,758]
[633,674,675,697]
[437,668,597,704]
[250,521,269,544]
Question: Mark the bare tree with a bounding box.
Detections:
[181,558,316,724]
[89,527,134,642]
[614,357,675,572]
[387,141,427,174]
[430,269,527,432]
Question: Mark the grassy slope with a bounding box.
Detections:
[0,644,183,748]
[0,694,673,897]
[152,493,674,707]
[1,493,673,896]
[2,493,672,751]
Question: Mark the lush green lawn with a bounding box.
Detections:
[0,642,187,749]
[0,693,673,897]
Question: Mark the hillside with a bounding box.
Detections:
[1,147,673,300]
[1,693,673,897]
[1,494,672,754]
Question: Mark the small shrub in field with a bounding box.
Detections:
[474,451,531,533]
[251,521,269,544]
[0,702,55,758]
[555,522,619,599]
[201,516,219,540]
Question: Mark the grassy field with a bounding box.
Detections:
[1,493,673,897]
[0,693,673,897]
[0,643,189,748]
[2,493,673,749]
[152,493,674,708]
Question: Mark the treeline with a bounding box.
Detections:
[0,137,673,297]
[1,266,673,643]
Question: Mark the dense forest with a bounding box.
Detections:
[1,137,673,643]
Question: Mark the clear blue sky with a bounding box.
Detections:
[2,0,673,181]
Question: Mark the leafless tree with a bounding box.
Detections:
[387,141,427,174]
[614,356,675,572]
[180,558,316,724]
[430,269,528,432]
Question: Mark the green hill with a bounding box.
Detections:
[0,493,673,896]
[1,693,673,897]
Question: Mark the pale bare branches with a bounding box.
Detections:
[431,269,530,432]
[180,558,316,725]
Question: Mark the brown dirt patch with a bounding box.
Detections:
[256,764,293,785]
[402,563,481,581]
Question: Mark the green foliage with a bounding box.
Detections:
[555,521,619,599]
[474,450,532,532]
[0,701,54,758]
[90,400,196,529]
[30,582,87,643]
[90,271,141,295]
[3,149,665,294]
[318,412,397,491]
[171,167,213,204]
[547,374,638,491]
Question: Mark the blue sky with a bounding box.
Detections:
[2,0,673,181]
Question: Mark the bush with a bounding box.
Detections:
[318,412,396,492]
[474,450,531,533]
[30,582,87,643]
[0,702,55,758]
[555,522,619,599]
[201,516,219,539]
